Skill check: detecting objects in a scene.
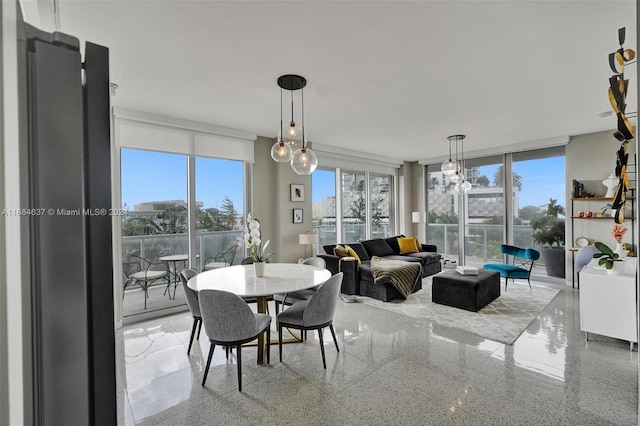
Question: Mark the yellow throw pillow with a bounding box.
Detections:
[333,244,349,257]
[412,236,424,252]
[398,237,419,254]
[345,245,362,265]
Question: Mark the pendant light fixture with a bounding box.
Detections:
[446,134,471,194]
[272,74,318,175]
[441,135,459,176]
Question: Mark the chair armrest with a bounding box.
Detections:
[421,244,438,253]
[318,254,341,274]
[146,261,169,274]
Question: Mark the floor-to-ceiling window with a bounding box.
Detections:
[195,157,245,270]
[463,155,505,265]
[341,170,367,242]
[121,149,188,317]
[370,174,391,238]
[312,169,337,252]
[426,167,458,257]
[115,109,255,321]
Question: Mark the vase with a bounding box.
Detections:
[614,243,627,260]
[254,262,265,277]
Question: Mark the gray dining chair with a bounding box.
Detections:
[199,289,271,391]
[575,244,600,287]
[179,268,201,355]
[277,272,343,369]
[274,257,326,316]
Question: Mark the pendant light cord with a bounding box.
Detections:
[280,87,284,140]
[301,86,305,149]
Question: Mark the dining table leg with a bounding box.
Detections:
[256,295,269,365]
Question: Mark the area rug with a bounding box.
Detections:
[358,277,560,345]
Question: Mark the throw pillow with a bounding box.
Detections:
[345,245,362,265]
[361,238,395,257]
[398,237,419,254]
[333,244,349,257]
[412,236,424,252]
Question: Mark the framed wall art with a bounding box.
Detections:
[290,184,304,202]
[292,208,303,224]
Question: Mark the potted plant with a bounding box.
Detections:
[531,198,566,278]
[593,241,624,274]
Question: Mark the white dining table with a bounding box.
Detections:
[188,263,331,364]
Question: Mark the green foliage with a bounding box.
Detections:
[493,165,523,190]
[476,175,490,187]
[593,241,620,269]
[531,198,565,247]
[428,210,458,224]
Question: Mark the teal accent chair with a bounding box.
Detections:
[483,245,540,291]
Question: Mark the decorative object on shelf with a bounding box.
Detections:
[572,179,595,198]
[593,241,624,274]
[606,27,635,224]
[612,222,628,259]
[292,208,303,224]
[575,236,589,247]
[602,173,619,197]
[298,231,318,258]
[532,198,565,278]
[272,75,318,174]
[290,184,305,202]
[244,213,271,277]
[444,135,472,194]
[601,203,615,217]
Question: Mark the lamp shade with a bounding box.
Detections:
[298,233,318,245]
[412,211,427,223]
[291,147,318,175]
[270,140,293,162]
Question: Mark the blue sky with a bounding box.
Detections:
[122,149,565,213]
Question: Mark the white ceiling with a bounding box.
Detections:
[50,0,636,163]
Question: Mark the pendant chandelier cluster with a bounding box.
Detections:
[441,134,471,194]
[270,74,318,175]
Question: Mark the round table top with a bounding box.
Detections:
[159,254,189,261]
[188,263,331,297]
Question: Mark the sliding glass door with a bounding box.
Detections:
[312,169,337,252]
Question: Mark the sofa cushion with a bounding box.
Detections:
[347,242,370,262]
[345,245,362,265]
[361,238,395,257]
[398,237,419,254]
[333,244,349,257]
[385,235,404,254]
[404,251,441,264]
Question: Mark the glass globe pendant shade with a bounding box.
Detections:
[450,172,464,184]
[455,180,472,194]
[270,139,293,162]
[441,158,459,176]
[290,147,318,175]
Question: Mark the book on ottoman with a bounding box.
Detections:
[456,266,479,275]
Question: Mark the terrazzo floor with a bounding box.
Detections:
[117,279,638,425]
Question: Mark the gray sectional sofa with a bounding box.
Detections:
[319,236,442,302]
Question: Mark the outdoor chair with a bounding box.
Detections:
[274,257,326,315]
[179,268,201,355]
[122,254,170,309]
[199,289,271,392]
[483,245,540,291]
[202,244,238,271]
[277,272,343,369]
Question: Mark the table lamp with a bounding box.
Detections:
[412,211,426,241]
[299,231,319,259]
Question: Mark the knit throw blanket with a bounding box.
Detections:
[370,256,422,299]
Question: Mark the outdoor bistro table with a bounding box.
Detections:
[188,263,331,364]
[159,254,189,299]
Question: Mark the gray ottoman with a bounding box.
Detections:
[432,270,500,312]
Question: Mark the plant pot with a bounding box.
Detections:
[614,243,627,260]
[540,247,566,278]
[254,262,265,277]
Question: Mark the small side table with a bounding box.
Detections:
[159,254,188,299]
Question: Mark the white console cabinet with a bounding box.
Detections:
[579,258,637,350]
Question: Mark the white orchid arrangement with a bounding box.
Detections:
[245,213,271,262]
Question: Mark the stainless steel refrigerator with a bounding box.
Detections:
[17,18,116,425]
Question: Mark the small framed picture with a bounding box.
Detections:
[290,184,304,202]
[292,208,303,224]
